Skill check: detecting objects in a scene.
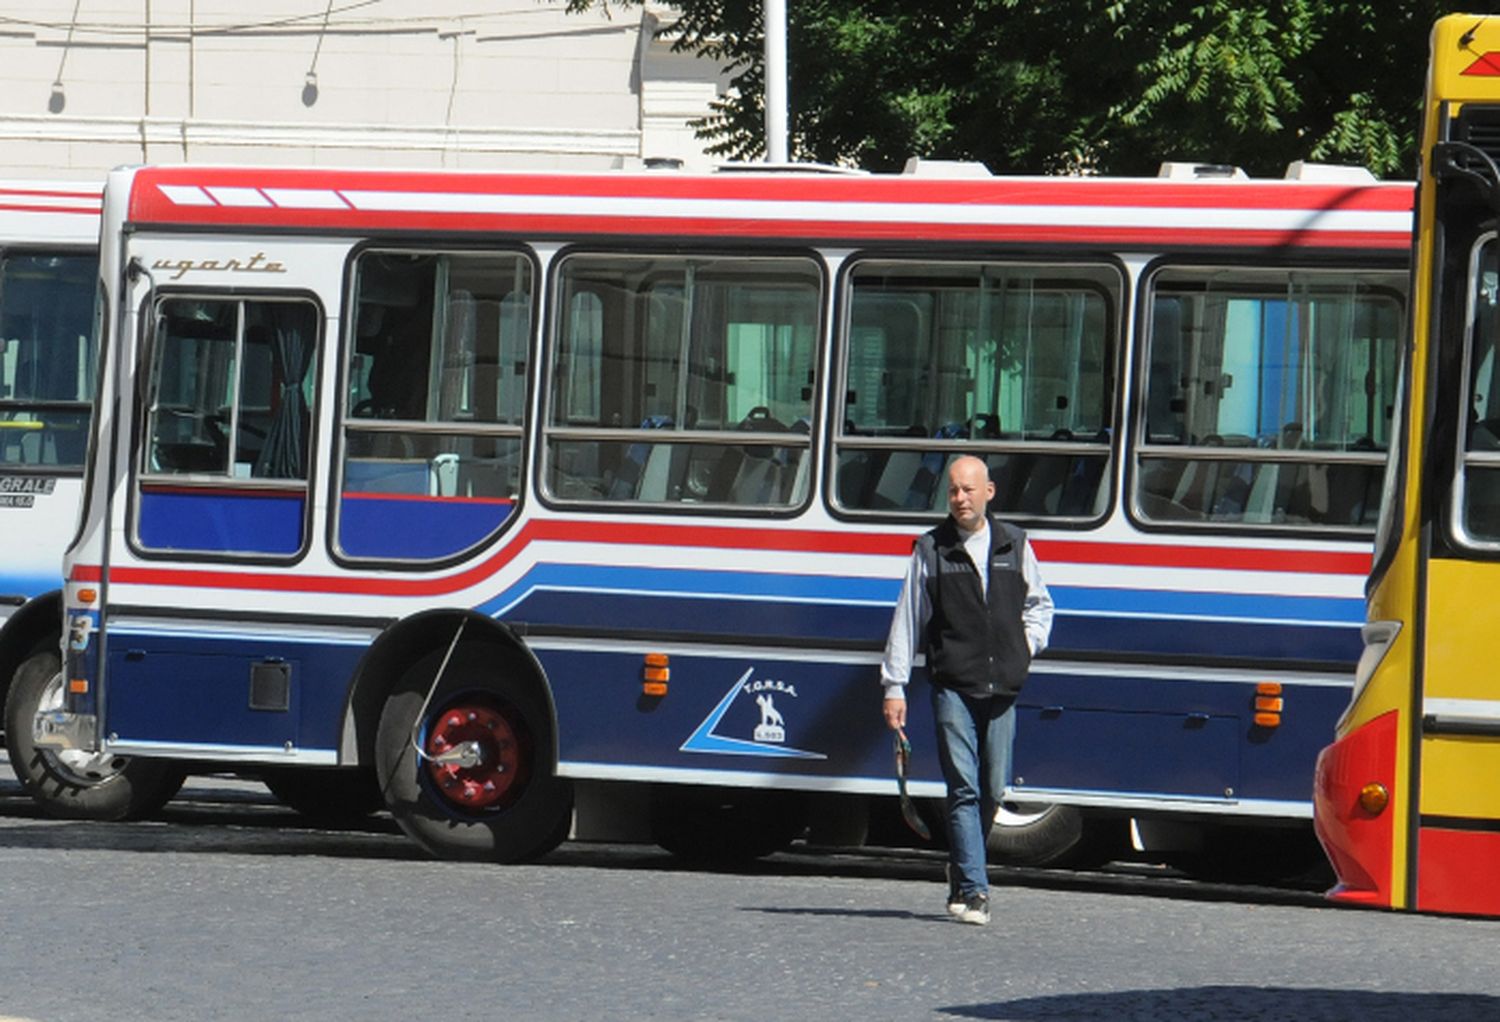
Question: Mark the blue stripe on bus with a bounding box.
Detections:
[478,562,899,614]
[1051,585,1367,624]
[497,593,1362,664]
[475,562,1364,626]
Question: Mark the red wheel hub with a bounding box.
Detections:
[424,702,526,811]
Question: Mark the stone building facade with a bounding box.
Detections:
[0,1,727,178]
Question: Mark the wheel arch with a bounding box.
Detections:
[0,591,63,705]
[340,609,557,769]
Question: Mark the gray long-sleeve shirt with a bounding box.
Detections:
[879,521,1054,701]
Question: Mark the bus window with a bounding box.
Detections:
[1456,236,1500,542]
[138,296,320,556]
[544,254,820,508]
[145,298,318,480]
[0,251,97,469]
[338,250,532,562]
[834,261,1117,518]
[1136,267,1404,529]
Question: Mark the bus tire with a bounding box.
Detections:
[261,766,384,824]
[1179,823,1333,887]
[4,647,184,821]
[649,785,807,863]
[374,641,573,863]
[986,803,1122,868]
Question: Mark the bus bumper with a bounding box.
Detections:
[1312,709,1399,908]
[34,710,98,753]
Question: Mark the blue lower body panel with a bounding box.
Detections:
[539,647,941,785]
[103,630,362,755]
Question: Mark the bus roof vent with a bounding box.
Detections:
[901,158,993,178]
[1157,162,1248,180]
[716,161,865,175]
[1284,161,1377,183]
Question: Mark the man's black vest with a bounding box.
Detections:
[917,516,1032,699]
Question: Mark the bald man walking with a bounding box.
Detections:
[880,455,1053,925]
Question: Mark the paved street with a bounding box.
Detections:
[0,768,1496,1022]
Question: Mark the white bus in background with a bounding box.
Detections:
[0,184,172,817]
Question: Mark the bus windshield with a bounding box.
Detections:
[0,251,98,470]
[1457,234,1500,542]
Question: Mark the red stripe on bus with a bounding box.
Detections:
[1034,539,1369,576]
[67,521,1368,597]
[342,491,516,507]
[0,202,101,217]
[120,209,1409,252]
[127,165,1412,213]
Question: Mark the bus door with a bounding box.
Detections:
[1416,227,1500,914]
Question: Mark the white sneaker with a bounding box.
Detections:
[957,893,990,926]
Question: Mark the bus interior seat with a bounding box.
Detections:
[1243,463,1280,523]
[728,453,784,503]
[1017,429,1084,513]
[607,415,674,500]
[872,451,925,508]
[344,457,429,495]
[1056,431,1110,515]
[720,407,790,504]
[1170,459,1218,516]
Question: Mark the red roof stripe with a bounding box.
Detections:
[127,165,1412,213]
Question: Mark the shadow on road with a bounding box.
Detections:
[941,986,1500,1021]
[0,773,1336,913]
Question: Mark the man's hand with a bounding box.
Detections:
[883,696,907,731]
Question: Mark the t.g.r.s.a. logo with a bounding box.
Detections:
[680,667,826,760]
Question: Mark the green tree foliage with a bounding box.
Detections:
[568,0,1500,177]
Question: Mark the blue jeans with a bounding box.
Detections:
[932,686,1017,899]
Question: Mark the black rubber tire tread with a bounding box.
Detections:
[374,640,572,863]
[4,648,184,821]
[986,804,1126,868]
[986,802,1085,865]
[649,785,808,864]
[261,766,384,824]
[1180,823,1333,887]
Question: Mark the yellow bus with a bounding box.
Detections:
[1314,12,1500,915]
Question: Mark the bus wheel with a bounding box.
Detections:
[649,785,807,864]
[1178,823,1333,887]
[374,642,573,863]
[261,767,384,825]
[987,802,1121,868]
[4,647,184,821]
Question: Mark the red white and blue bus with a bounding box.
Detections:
[0,183,127,809]
[33,161,1411,865]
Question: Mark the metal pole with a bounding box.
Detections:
[764,0,788,163]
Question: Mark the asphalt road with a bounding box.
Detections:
[0,770,1496,1022]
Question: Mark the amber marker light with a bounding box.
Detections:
[1252,682,1283,728]
[643,653,670,697]
[68,679,88,694]
[1358,782,1390,816]
[76,588,97,605]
